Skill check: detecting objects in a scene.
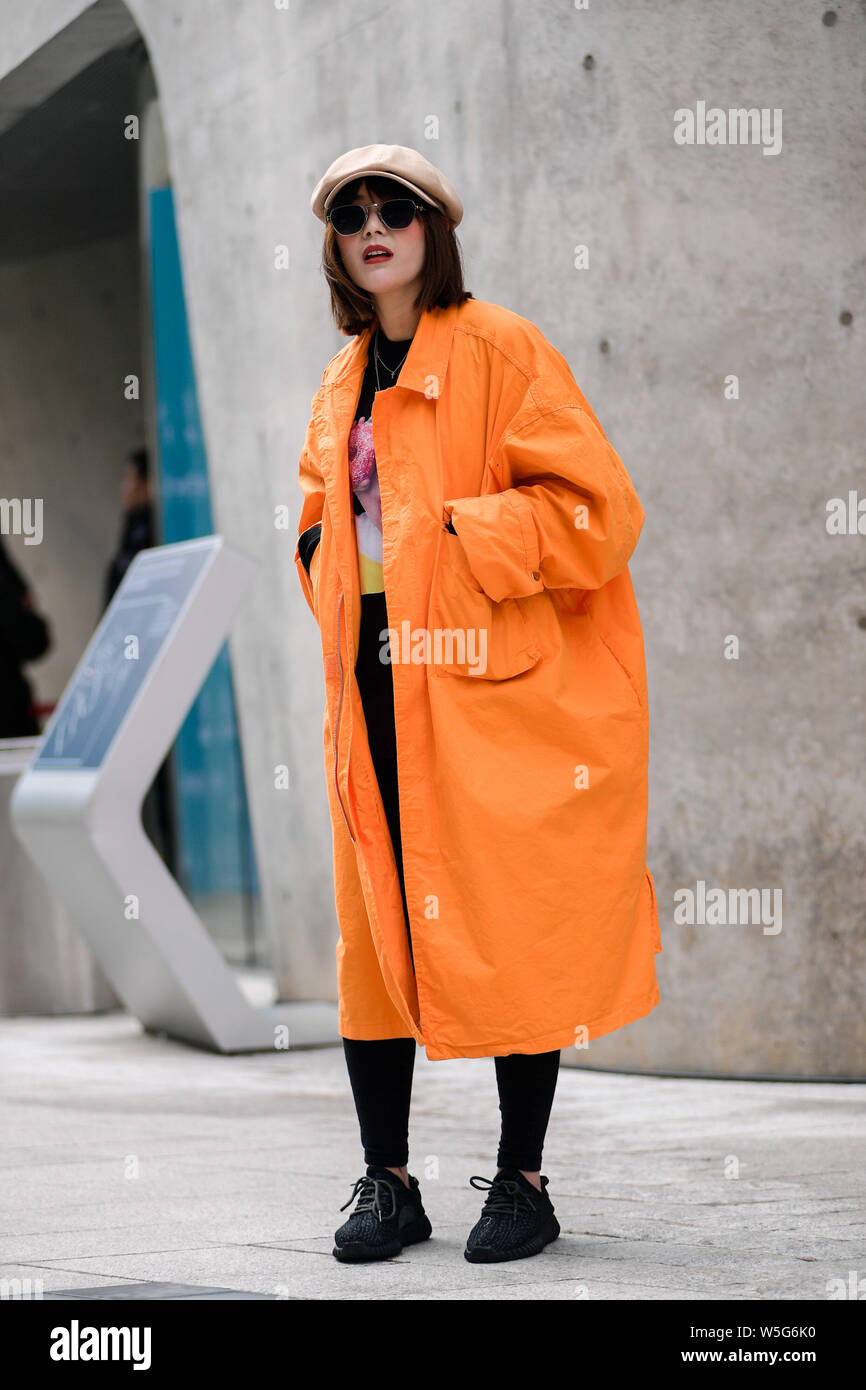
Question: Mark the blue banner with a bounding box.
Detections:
[148,186,260,916]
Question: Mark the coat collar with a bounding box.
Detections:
[323,299,460,398]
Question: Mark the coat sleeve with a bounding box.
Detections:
[294,423,326,619]
[443,403,645,603]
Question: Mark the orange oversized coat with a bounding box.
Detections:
[295,297,661,1061]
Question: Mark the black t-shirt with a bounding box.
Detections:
[298,328,413,762]
[351,328,413,762]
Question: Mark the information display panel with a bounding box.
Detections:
[35,546,212,770]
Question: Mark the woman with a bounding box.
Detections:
[295,144,661,1265]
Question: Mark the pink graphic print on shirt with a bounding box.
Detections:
[349,416,382,529]
[348,415,385,594]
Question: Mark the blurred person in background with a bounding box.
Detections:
[103,445,176,874]
[104,446,154,608]
[0,533,52,738]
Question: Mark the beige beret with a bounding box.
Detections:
[311,143,462,227]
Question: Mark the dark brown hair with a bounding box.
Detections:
[321,175,472,335]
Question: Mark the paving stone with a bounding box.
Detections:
[42,1282,277,1300]
[1,1014,863,1301]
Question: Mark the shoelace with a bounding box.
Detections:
[339,1173,398,1223]
[469,1173,539,1218]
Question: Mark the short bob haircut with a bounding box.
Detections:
[321,174,472,336]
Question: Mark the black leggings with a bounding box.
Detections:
[344,743,561,1173]
[342,1035,561,1171]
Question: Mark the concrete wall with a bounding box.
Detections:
[1,0,864,1076]
[0,749,120,1014]
[0,232,145,703]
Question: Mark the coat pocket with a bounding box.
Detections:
[309,540,322,618]
[584,610,644,712]
[646,866,662,954]
[427,528,542,680]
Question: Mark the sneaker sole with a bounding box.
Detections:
[464,1214,560,1264]
[333,1214,433,1263]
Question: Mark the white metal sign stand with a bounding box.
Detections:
[10,535,338,1053]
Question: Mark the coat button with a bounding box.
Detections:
[531,570,540,581]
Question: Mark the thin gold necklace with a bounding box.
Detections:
[373,326,411,390]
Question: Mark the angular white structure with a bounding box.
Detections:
[10,535,338,1053]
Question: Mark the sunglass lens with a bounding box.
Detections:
[330,205,365,235]
[381,199,416,229]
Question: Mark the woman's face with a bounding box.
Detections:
[336,178,426,300]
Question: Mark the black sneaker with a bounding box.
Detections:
[464,1167,560,1263]
[333,1164,433,1263]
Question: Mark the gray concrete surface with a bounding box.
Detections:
[1,1013,863,1300]
[0,231,144,715]
[0,747,119,1015]
[0,1,863,1075]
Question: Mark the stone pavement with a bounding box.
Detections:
[2,1014,863,1301]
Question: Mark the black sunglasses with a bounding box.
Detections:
[327,198,427,237]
